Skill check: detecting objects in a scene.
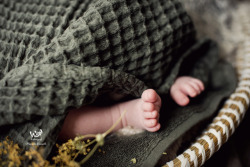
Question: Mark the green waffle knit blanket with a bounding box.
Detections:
[0,0,237,166]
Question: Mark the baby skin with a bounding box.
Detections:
[59,76,204,140]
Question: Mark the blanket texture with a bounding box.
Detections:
[0,0,237,166]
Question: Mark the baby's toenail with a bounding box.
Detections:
[151,113,155,118]
[147,92,152,100]
[182,97,188,103]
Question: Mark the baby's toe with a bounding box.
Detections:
[192,79,205,91]
[142,102,155,111]
[171,88,190,106]
[146,123,161,132]
[144,110,158,119]
[144,119,158,128]
[188,81,201,94]
[141,89,158,103]
[181,84,198,98]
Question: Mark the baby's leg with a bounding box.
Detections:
[58,89,161,141]
[170,76,204,106]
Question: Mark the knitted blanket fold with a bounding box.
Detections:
[0,0,237,166]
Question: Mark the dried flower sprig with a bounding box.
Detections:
[52,110,127,165]
[76,109,127,164]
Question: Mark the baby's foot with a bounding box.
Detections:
[140,89,161,132]
[170,76,204,106]
[119,89,161,132]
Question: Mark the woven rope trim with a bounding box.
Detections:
[164,7,250,167]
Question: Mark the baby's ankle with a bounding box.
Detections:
[109,102,129,130]
[113,99,142,129]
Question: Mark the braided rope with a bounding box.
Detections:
[164,6,250,167]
